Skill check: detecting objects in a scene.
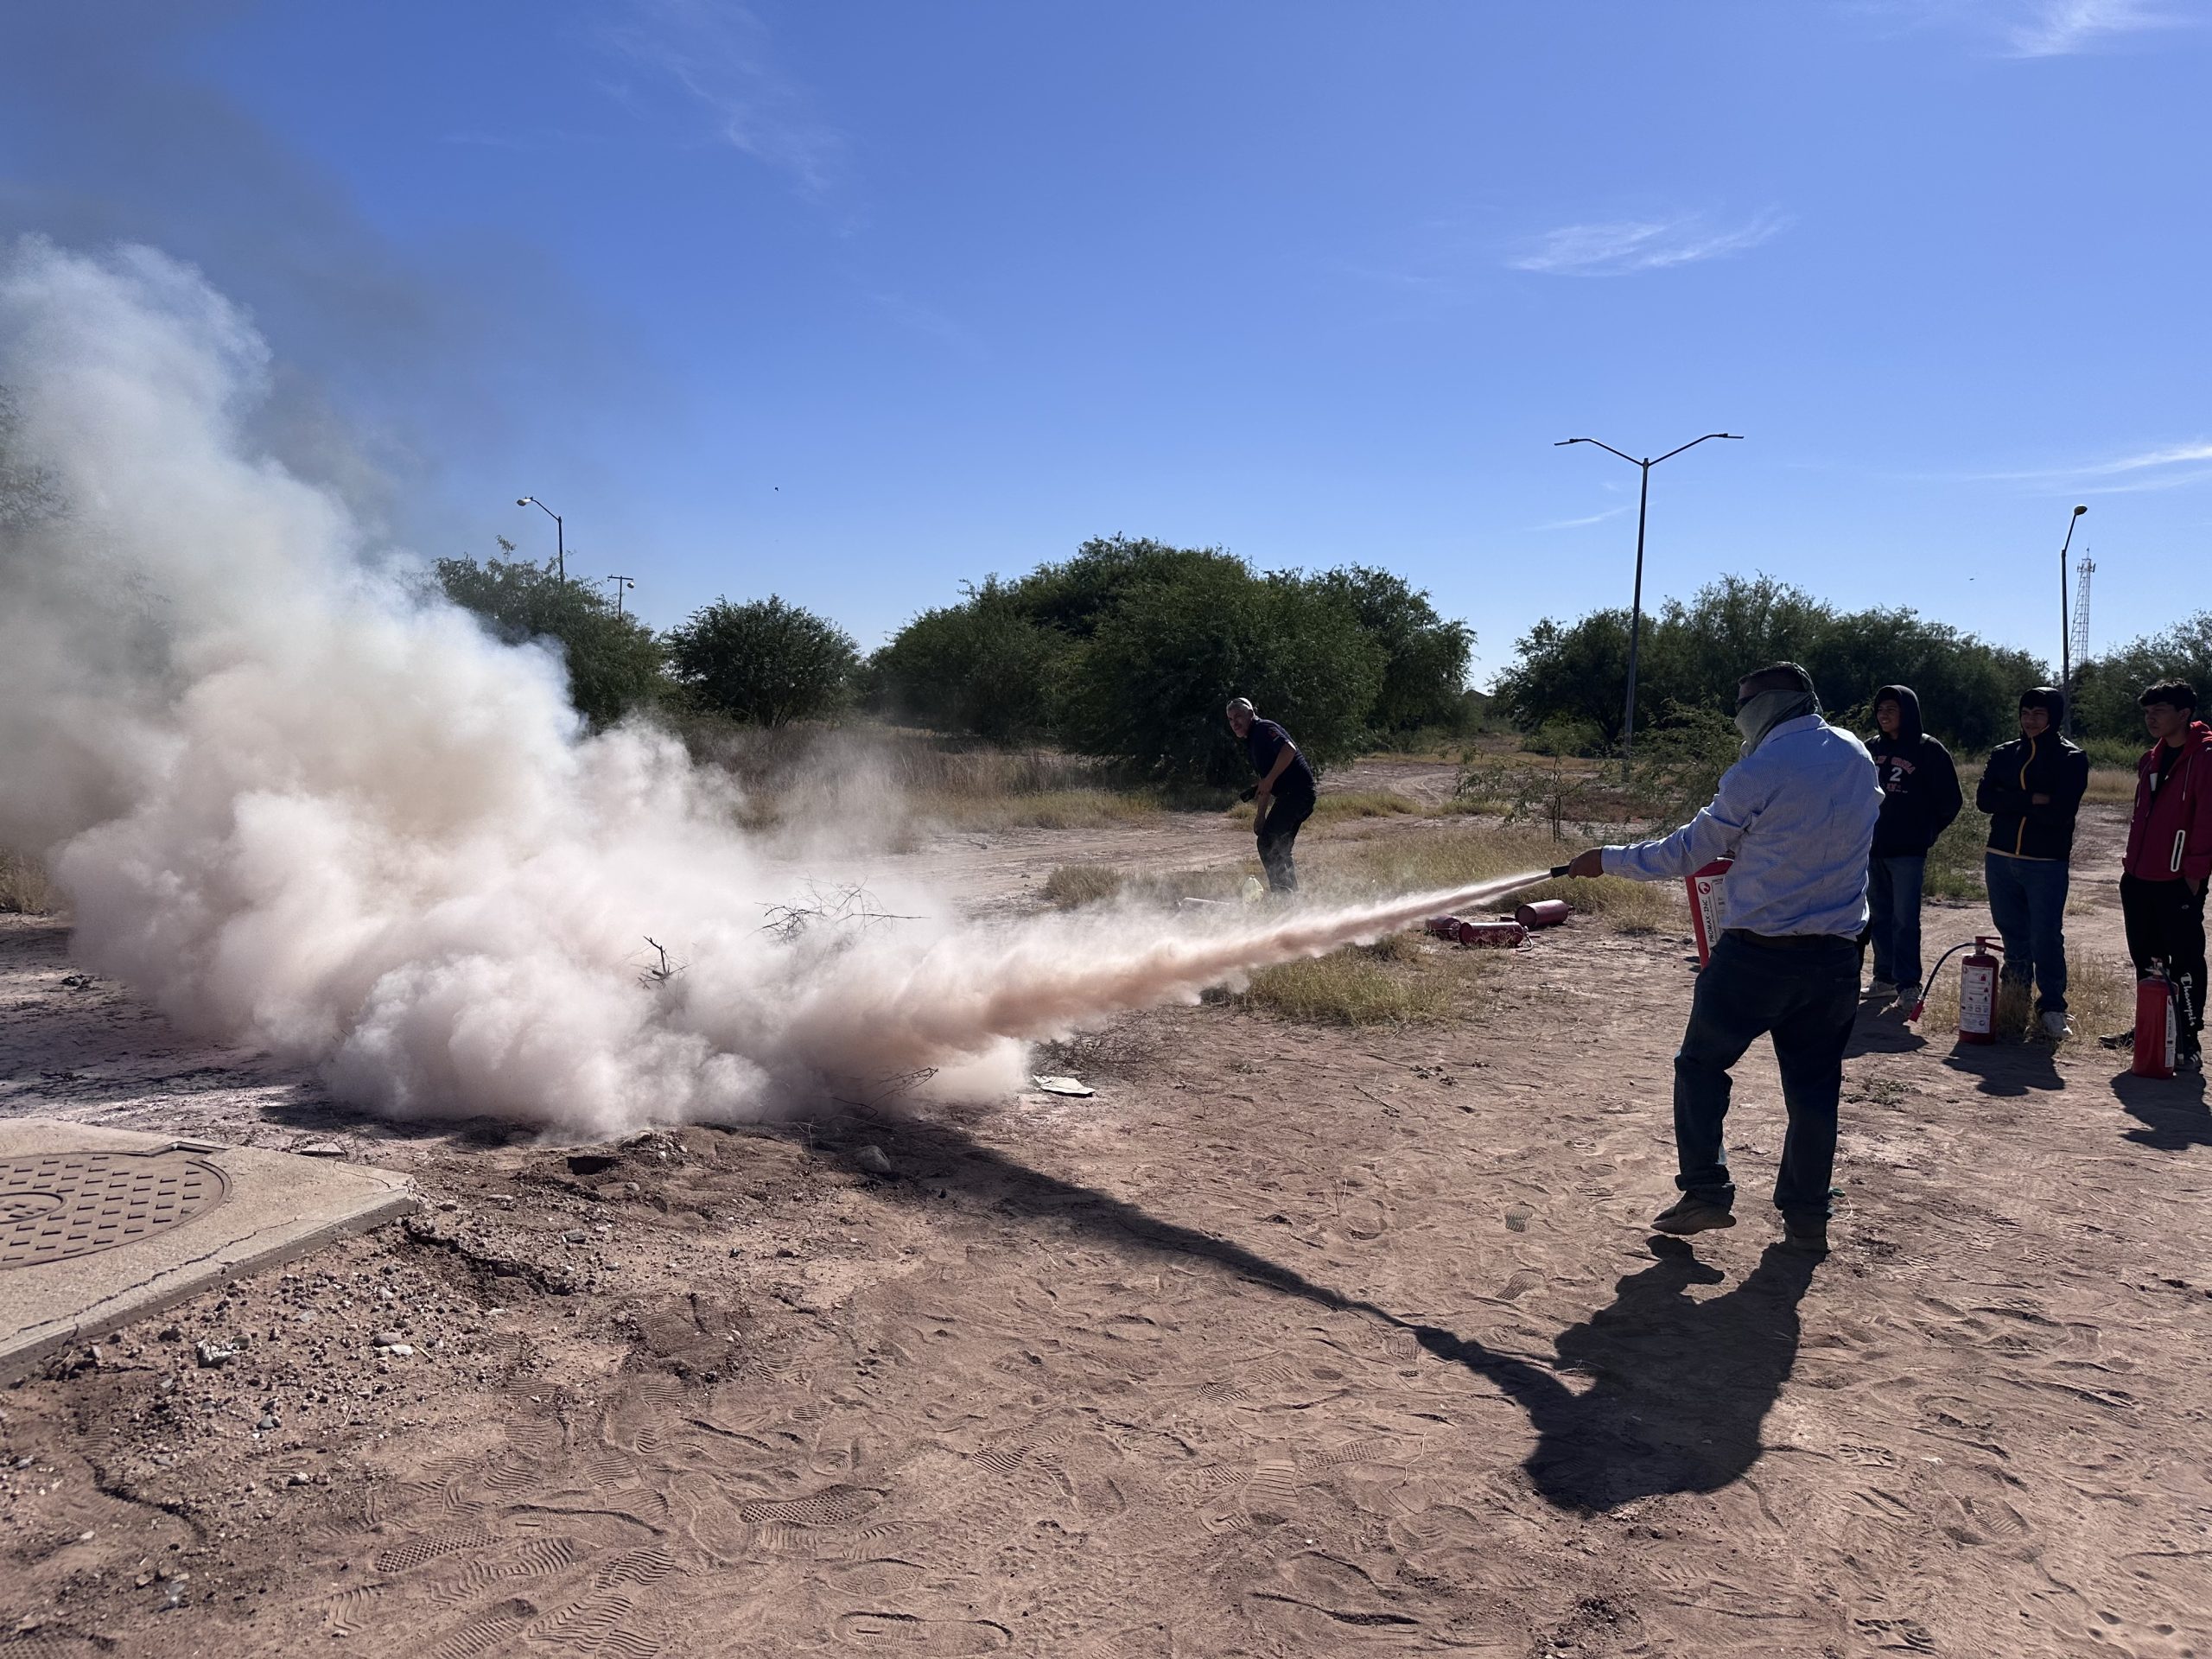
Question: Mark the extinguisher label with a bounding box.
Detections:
[1960,965,1996,1035]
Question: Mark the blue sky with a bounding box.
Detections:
[3,0,2205,686]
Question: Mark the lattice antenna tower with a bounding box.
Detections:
[2070,547,2094,676]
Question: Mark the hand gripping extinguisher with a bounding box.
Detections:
[1916,936,2003,1041]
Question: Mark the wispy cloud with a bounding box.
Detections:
[2005,0,2183,56]
[603,0,843,194]
[1982,439,2212,480]
[1962,440,2212,495]
[1529,505,1634,531]
[1508,212,1791,276]
[1856,0,2195,58]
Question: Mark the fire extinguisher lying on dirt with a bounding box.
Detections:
[2132,962,2202,1078]
[1913,936,2003,1041]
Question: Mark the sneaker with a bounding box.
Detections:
[2041,1011,2073,1040]
[2099,1027,2135,1051]
[1781,1220,1830,1255]
[1867,977,1897,999]
[1650,1195,1736,1236]
[1896,980,1921,1005]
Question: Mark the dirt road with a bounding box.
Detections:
[3,800,2209,1657]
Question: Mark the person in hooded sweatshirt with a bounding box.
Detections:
[2119,679,2212,1068]
[1862,684,1962,1005]
[1566,663,1880,1257]
[1976,685,2091,1039]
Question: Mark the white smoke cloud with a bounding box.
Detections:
[0,238,1541,1139]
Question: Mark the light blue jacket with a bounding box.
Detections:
[1602,715,1882,938]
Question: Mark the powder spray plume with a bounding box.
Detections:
[0,238,1527,1138]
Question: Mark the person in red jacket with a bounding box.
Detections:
[2120,679,2212,1068]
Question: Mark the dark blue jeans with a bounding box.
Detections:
[1255,793,1313,892]
[1675,931,1859,1224]
[1866,854,1928,987]
[1984,854,2069,1013]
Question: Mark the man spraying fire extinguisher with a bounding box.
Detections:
[1566,663,1881,1256]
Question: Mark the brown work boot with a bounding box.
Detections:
[1650,1195,1736,1236]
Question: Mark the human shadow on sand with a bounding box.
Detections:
[845,1114,1815,1516]
[1942,1039,2063,1096]
[1409,1238,1815,1511]
[1844,1002,1928,1059]
[2112,1066,2212,1149]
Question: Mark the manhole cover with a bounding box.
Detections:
[0,1151,231,1269]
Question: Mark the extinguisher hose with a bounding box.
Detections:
[1912,939,1985,1023]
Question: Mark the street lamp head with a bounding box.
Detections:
[2072,504,2088,516]
[516,497,531,506]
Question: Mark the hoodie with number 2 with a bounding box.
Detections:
[1866,684,1962,858]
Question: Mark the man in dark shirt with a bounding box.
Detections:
[1226,697,1318,892]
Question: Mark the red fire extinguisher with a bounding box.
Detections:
[1916,936,2002,1041]
[1685,858,1731,967]
[2134,967,2179,1079]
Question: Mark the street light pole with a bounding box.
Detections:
[516,495,564,582]
[1554,432,1743,779]
[605,575,635,617]
[2057,503,2087,729]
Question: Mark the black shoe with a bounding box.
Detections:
[1781,1220,1829,1255]
[1650,1195,1735,1236]
[2099,1027,2134,1051]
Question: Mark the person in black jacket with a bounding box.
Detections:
[1977,685,2091,1038]
[1863,684,1962,1001]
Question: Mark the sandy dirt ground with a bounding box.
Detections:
[3,796,2210,1659]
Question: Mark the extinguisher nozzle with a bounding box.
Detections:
[1549,865,1571,879]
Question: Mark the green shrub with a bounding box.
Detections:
[435,550,667,728]
[666,595,859,727]
[868,535,1475,780]
[1497,574,2047,753]
[868,580,1064,741]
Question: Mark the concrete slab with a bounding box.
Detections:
[0,1117,417,1380]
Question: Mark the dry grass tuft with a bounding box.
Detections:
[1503,875,1679,933]
[1919,949,2133,1045]
[2084,766,2138,806]
[0,851,56,915]
[1042,862,1258,911]
[1238,948,1454,1026]
[1361,930,1426,963]
[915,789,1164,833]
[1041,863,1128,908]
[1299,824,1682,934]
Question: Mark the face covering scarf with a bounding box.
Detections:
[1734,688,1820,754]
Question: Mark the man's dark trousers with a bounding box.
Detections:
[1675,930,1859,1224]
[2121,874,2207,1053]
[1255,794,1314,892]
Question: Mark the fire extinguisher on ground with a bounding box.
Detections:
[1915,936,2003,1042]
[2132,962,2201,1078]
